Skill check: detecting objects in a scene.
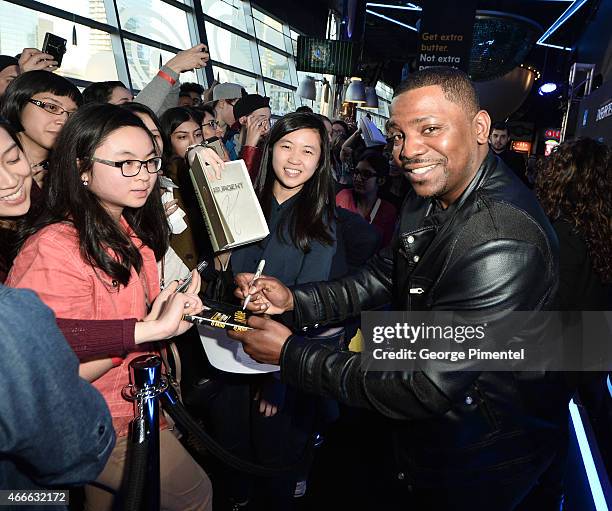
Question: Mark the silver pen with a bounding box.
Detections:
[242,259,266,310]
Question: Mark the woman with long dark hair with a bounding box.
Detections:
[536,138,611,308]
[207,112,337,509]
[225,112,336,304]
[1,70,82,188]
[534,138,611,509]
[160,106,204,160]
[7,104,212,510]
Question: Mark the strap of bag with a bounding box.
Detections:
[369,198,381,224]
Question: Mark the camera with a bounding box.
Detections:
[42,33,67,67]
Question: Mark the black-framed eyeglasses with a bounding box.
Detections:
[91,156,162,177]
[201,119,220,129]
[28,99,76,118]
[352,169,378,180]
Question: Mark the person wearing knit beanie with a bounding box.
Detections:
[0,56,19,97]
[233,94,271,159]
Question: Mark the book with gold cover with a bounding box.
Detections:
[184,299,252,331]
[188,153,269,252]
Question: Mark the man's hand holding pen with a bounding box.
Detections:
[228,272,295,365]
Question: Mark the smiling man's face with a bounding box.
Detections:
[387,85,489,208]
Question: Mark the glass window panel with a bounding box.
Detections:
[205,21,254,72]
[125,40,196,90]
[291,38,298,58]
[117,0,191,49]
[214,67,258,93]
[39,0,108,23]
[202,0,247,32]
[252,9,285,49]
[258,45,291,84]
[0,1,117,82]
[253,19,284,49]
[375,81,394,100]
[265,82,295,115]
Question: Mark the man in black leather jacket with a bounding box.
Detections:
[229,67,569,510]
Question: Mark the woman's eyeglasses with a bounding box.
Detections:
[201,119,220,129]
[91,156,162,177]
[28,99,76,118]
[352,169,378,180]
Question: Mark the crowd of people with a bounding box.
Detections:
[0,40,610,511]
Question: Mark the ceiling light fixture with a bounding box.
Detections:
[365,2,422,11]
[344,77,367,104]
[365,9,418,32]
[361,87,379,109]
[536,0,588,51]
[296,76,331,102]
[538,82,558,95]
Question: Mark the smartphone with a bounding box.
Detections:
[203,137,227,159]
[42,33,67,67]
[176,260,208,293]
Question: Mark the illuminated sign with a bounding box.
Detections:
[544,129,561,140]
[512,141,531,153]
[595,100,612,122]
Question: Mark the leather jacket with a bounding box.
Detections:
[280,152,571,488]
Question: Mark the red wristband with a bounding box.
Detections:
[111,357,123,367]
[157,70,176,86]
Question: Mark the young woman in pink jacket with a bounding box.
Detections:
[7,104,212,511]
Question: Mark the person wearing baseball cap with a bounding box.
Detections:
[208,82,244,155]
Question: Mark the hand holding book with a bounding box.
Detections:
[186,144,225,180]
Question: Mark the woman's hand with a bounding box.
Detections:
[186,146,225,179]
[164,198,179,217]
[154,291,203,338]
[136,271,203,342]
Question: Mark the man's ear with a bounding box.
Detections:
[239,115,248,126]
[473,110,491,145]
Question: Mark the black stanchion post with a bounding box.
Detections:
[127,355,165,511]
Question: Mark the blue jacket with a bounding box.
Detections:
[0,285,115,509]
[231,193,336,286]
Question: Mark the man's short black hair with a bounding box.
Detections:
[394,66,480,117]
[491,121,510,135]
[82,81,128,104]
[180,82,205,95]
[295,105,313,113]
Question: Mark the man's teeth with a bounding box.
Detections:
[411,164,437,175]
[0,186,23,201]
